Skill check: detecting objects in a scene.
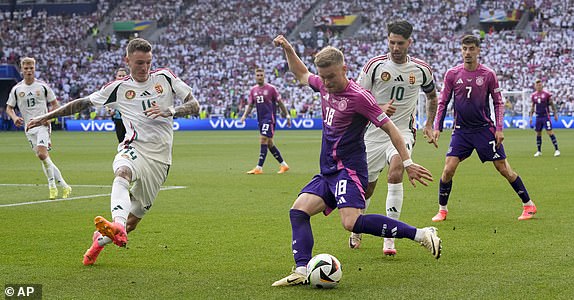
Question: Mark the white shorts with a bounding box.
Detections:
[25,126,51,151]
[366,134,415,182]
[113,146,170,218]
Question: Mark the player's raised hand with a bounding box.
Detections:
[404,163,433,187]
[380,99,396,117]
[273,35,291,49]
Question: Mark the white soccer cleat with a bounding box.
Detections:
[271,267,307,287]
[420,227,442,259]
[349,233,362,249]
[554,150,561,157]
[383,238,397,256]
[534,151,542,157]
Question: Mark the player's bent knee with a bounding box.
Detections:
[115,166,132,181]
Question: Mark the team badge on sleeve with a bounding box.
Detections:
[125,90,136,99]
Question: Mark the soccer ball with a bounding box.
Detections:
[306,253,342,288]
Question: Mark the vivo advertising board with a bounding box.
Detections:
[65,117,574,132]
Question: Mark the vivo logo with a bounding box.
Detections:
[277,119,316,128]
[209,119,247,129]
[80,121,115,131]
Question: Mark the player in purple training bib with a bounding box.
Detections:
[529,78,560,157]
[240,68,291,174]
[270,35,441,287]
[432,35,537,222]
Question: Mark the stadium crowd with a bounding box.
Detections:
[1,0,574,126]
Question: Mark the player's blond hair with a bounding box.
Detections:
[314,46,345,68]
[126,38,152,56]
[20,57,36,67]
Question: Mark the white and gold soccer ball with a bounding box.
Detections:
[306,253,342,288]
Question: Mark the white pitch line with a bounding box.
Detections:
[0,185,187,208]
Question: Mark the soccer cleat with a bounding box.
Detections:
[420,227,442,259]
[534,151,542,157]
[62,186,72,199]
[518,205,537,220]
[246,167,263,175]
[554,150,560,157]
[349,233,362,249]
[271,267,307,287]
[383,238,397,256]
[431,209,448,222]
[94,216,128,247]
[277,165,290,174]
[49,187,58,200]
[83,231,104,266]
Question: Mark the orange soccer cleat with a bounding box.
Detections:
[83,231,104,266]
[431,209,448,222]
[518,205,537,220]
[277,165,290,174]
[246,167,263,175]
[94,216,127,247]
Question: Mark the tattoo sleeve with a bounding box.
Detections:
[41,97,92,120]
[425,90,438,126]
[174,93,200,117]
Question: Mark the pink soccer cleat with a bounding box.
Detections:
[83,231,104,266]
[518,205,537,220]
[94,216,128,247]
[431,210,448,222]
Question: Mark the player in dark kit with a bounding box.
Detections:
[529,79,560,157]
[240,68,291,174]
[431,35,537,222]
[271,35,441,287]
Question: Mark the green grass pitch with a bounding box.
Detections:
[1,129,573,299]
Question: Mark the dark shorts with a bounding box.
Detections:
[535,117,552,132]
[300,169,367,216]
[258,120,275,138]
[447,127,506,163]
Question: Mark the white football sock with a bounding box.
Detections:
[110,177,130,227]
[41,158,56,188]
[414,229,425,242]
[51,163,69,187]
[295,266,307,275]
[439,205,448,211]
[386,183,403,220]
[523,200,534,206]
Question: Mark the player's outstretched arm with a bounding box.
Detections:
[27,97,92,130]
[379,120,433,187]
[273,35,310,85]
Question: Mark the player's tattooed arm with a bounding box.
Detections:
[26,97,92,130]
[174,93,199,117]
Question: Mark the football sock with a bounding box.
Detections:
[386,183,403,220]
[523,200,535,206]
[51,162,69,187]
[41,158,56,188]
[257,144,268,167]
[269,145,285,164]
[352,214,416,240]
[550,134,558,150]
[110,177,130,227]
[536,136,542,151]
[95,231,113,247]
[510,176,531,203]
[295,266,307,275]
[290,209,313,268]
[438,179,452,206]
